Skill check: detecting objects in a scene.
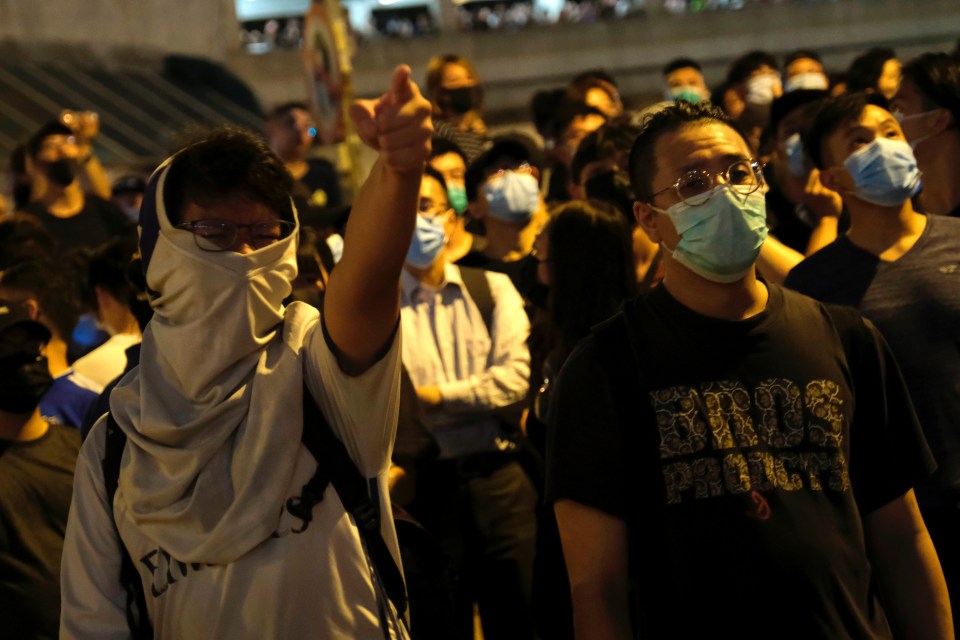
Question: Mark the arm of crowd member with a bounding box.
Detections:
[323,65,433,374]
[799,168,841,256]
[862,489,953,640]
[60,427,131,639]
[756,235,805,284]
[61,110,112,200]
[556,500,633,640]
[421,273,531,413]
[79,153,112,200]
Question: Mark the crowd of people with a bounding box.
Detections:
[1,37,959,640]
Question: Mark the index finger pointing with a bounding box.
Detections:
[387,64,414,105]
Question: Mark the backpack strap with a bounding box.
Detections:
[459,266,494,336]
[102,414,154,640]
[299,385,409,619]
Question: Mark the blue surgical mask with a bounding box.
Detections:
[406,214,446,269]
[665,86,706,104]
[653,184,768,283]
[783,133,807,177]
[842,137,922,207]
[482,171,540,224]
[784,72,829,93]
[448,184,468,215]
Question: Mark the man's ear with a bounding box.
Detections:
[634,201,662,243]
[818,166,841,193]
[931,107,954,135]
[21,299,40,322]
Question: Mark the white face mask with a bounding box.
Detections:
[746,73,782,106]
[784,72,829,93]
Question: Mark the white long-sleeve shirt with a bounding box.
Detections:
[400,263,530,459]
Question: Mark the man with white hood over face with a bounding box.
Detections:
[60,65,433,639]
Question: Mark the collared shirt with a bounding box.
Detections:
[401,262,530,459]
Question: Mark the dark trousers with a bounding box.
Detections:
[411,457,538,640]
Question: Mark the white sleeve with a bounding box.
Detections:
[60,420,130,640]
[302,314,402,478]
[438,272,531,413]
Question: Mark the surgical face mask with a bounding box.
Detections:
[782,133,807,177]
[122,205,141,222]
[44,157,79,187]
[442,86,478,115]
[482,171,540,224]
[652,184,768,283]
[665,86,707,104]
[745,73,782,106]
[447,184,468,215]
[842,137,922,207]
[0,352,53,414]
[784,72,829,93]
[406,214,446,269]
[897,110,940,150]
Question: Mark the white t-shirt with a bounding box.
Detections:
[60,305,406,640]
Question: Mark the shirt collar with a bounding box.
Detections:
[401,262,466,303]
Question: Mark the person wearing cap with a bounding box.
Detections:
[21,120,133,252]
[400,164,535,640]
[459,134,550,293]
[0,300,81,639]
[111,174,147,223]
[786,92,960,630]
[60,65,432,639]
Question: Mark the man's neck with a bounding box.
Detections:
[283,158,309,182]
[35,180,84,218]
[406,257,447,288]
[845,199,927,261]
[662,258,769,321]
[0,408,49,443]
[915,133,960,216]
[483,217,537,263]
[45,337,70,377]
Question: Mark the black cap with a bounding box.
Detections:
[465,133,543,202]
[112,174,148,196]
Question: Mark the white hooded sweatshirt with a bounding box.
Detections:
[60,160,406,639]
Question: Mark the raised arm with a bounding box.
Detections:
[324,65,433,373]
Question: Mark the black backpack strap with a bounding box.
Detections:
[459,266,494,336]
[102,414,154,640]
[299,385,409,619]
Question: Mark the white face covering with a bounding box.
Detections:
[746,73,782,106]
[110,158,308,564]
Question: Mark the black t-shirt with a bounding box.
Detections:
[24,196,133,253]
[785,214,960,501]
[545,283,933,639]
[0,422,81,639]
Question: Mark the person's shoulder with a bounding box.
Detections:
[784,238,854,291]
[282,301,322,350]
[927,212,960,235]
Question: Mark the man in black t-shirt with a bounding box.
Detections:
[0,301,81,639]
[787,92,960,629]
[546,100,952,639]
[21,121,133,253]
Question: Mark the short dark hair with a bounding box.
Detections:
[0,215,55,270]
[902,52,960,127]
[784,49,823,69]
[846,47,897,93]
[26,121,74,158]
[569,69,618,92]
[164,128,294,225]
[530,88,569,138]
[429,137,467,164]
[628,100,739,201]
[422,164,448,196]
[803,92,888,169]
[769,89,830,134]
[727,50,779,85]
[663,57,702,77]
[0,258,87,342]
[550,99,606,142]
[266,101,310,122]
[570,115,642,184]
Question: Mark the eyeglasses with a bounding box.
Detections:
[175,219,295,252]
[650,160,764,206]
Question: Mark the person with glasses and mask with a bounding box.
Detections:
[547,100,950,640]
[786,92,960,632]
[400,165,535,640]
[60,65,433,640]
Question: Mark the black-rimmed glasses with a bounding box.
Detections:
[650,160,764,206]
[175,219,295,252]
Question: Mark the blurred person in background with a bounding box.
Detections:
[110,174,147,223]
[567,69,623,119]
[662,57,711,104]
[527,200,635,640]
[892,52,960,217]
[0,259,100,429]
[400,165,535,640]
[725,50,783,152]
[0,301,80,640]
[846,47,901,100]
[543,99,607,203]
[20,120,132,252]
[783,49,830,93]
[425,54,489,163]
[428,137,476,262]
